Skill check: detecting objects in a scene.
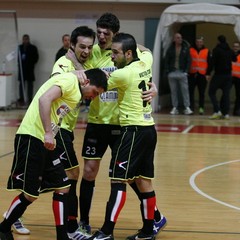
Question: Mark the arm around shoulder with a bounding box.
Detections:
[137,44,152,53]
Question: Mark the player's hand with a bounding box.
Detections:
[65,48,75,59]
[75,70,88,86]
[102,69,110,79]
[44,132,55,151]
[142,82,158,103]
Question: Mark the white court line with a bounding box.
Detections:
[189,159,240,211]
[0,120,9,125]
[182,124,194,134]
[157,126,179,131]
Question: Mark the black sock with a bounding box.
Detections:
[67,179,79,233]
[79,178,95,224]
[0,193,32,233]
[154,206,161,222]
[101,183,126,235]
[129,181,141,200]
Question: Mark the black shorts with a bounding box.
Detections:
[55,128,79,170]
[7,134,70,197]
[82,123,121,160]
[109,125,157,180]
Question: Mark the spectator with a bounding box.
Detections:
[55,34,70,62]
[208,35,236,119]
[188,36,212,115]
[231,41,240,116]
[165,33,193,115]
[18,34,39,106]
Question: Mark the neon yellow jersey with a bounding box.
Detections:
[51,56,82,132]
[85,44,119,125]
[17,72,81,141]
[52,56,76,75]
[107,51,154,126]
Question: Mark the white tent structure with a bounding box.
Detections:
[152,3,240,112]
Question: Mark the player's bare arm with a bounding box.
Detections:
[39,85,62,150]
[73,70,88,86]
[137,44,152,53]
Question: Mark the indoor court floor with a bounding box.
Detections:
[0,107,240,240]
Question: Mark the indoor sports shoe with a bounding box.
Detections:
[79,221,91,234]
[170,107,179,115]
[184,107,193,115]
[209,111,222,120]
[68,227,91,240]
[153,215,167,235]
[88,230,114,240]
[126,230,155,240]
[12,218,30,235]
[220,114,230,120]
[0,230,14,240]
[199,107,204,115]
[3,212,30,235]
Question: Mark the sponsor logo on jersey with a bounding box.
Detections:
[58,64,69,72]
[101,66,117,73]
[99,90,118,102]
[54,104,71,130]
[57,104,70,117]
[143,113,152,120]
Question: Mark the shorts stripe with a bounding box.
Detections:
[23,136,31,191]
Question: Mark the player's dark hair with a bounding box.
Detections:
[96,13,120,34]
[71,26,96,45]
[112,33,138,58]
[85,68,108,92]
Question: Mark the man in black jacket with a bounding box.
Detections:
[231,41,240,116]
[18,34,39,106]
[208,35,236,119]
[55,34,70,62]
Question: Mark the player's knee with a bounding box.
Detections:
[83,168,97,181]
[82,161,99,181]
[66,167,79,180]
[55,187,70,194]
[135,178,153,192]
[24,193,37,203]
